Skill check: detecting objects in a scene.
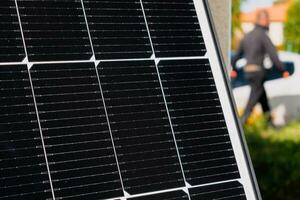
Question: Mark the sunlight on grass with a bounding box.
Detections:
[243,117,300,200]
[245,116,300,141]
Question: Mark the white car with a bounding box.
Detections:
[232,51,300,125]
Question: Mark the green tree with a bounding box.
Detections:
[284,0,300,53]
[231,0,244,37]
[231,0,245,49]
[274,0,289,4]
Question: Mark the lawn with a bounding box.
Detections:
[244,117,300,200]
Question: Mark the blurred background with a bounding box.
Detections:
[230,0,300,199]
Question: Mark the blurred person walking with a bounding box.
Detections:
[231,10,289,126]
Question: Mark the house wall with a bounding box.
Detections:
[269,22,284,46]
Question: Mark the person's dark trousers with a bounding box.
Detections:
[241,71,271,125]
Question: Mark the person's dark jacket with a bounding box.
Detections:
[232,25,285,72]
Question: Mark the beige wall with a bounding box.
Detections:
[207,0,231,69]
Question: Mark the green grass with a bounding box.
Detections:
[244,117,300,200]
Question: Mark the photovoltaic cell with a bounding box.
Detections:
[189,181,247,200]
[83,0,153,59]
[0,1,25,62]
[17,0,93,62]
[142,0,206,58]
[30,62,123,199]
[0,65,52,199]
[158,59,240,185]
[127,190,189,200]
[98,60,185,195]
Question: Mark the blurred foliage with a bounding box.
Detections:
[231,0,244,37]
[244,117,300,200]
[274,0,290,4]
[231,0,245,49]
[284,0,300,53]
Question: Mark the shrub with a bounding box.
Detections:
[244,118,300,200]
[284,0,300,53]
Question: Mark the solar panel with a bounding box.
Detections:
[0,0,260,199]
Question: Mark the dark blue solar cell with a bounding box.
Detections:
[158,59,240,185]
[17,0,92,61]
[189,181,247,200]
[82,0,152,59]
[98,60,185,195]
[30,62,123,200]
[0,64,52,199]
[142,0,206,57]
[0,1,25,62]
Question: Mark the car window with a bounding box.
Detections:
[231,62,295,88]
